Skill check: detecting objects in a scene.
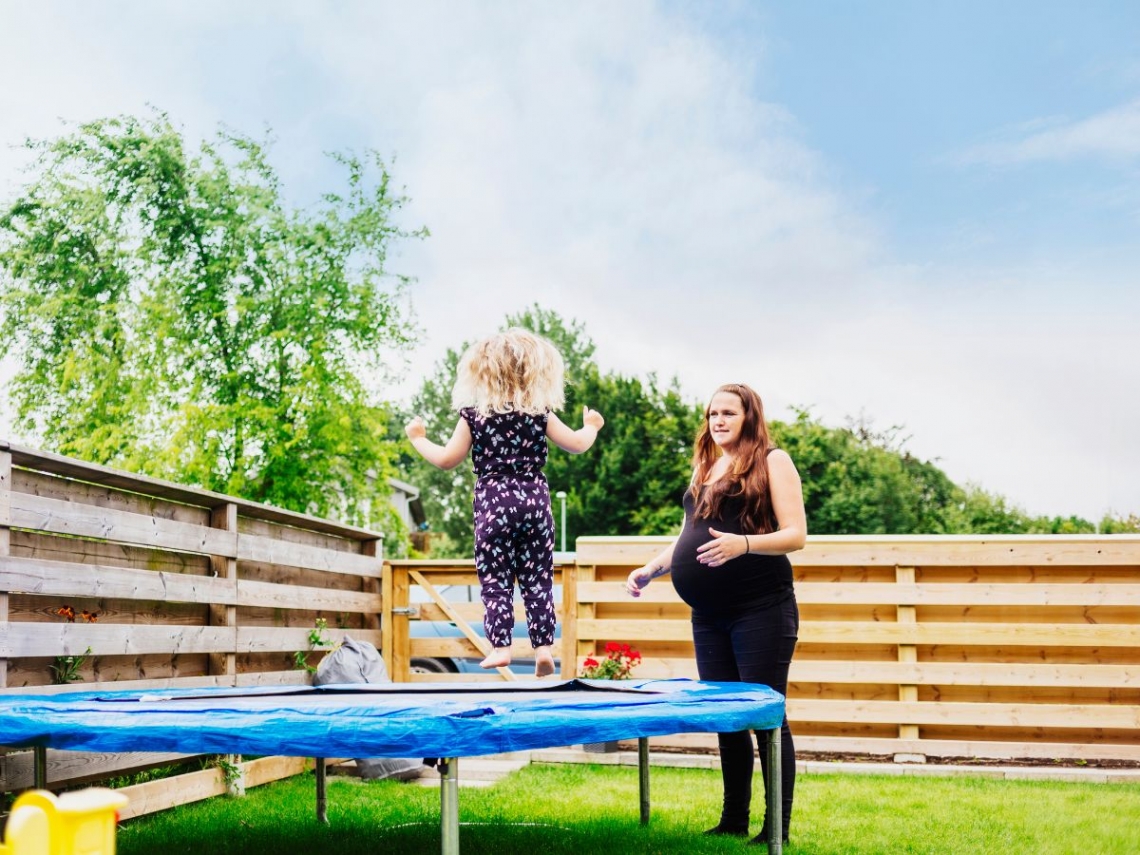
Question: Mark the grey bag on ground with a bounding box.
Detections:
[314,636,425,781]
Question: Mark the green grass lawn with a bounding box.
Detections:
[116,763,1140,855]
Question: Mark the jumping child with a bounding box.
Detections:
[405,328,604,678]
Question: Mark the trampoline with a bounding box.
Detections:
[0,678,786,854]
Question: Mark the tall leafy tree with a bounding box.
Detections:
[772,412,1101,534]
[401,341,474,554]
[403,309,1109,550]
[1099,512,1140,534]
[0,112,424,522]
[403,305,701,556]
[773,412,966,534]
[548,368,700,543]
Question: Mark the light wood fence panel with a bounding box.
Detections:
[0,440,383,801]
[384,559,570,683]
[570,535,1140,762]
[382,537,1140,763]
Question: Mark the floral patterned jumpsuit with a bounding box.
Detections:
[461,407,557,650]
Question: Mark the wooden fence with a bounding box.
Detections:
[385,559,571,682]
[390,535,1140,762]
[0,440,383,813]
[567,535,1140,762]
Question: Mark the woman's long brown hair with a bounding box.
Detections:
[689,383,777,533]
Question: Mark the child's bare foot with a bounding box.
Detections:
[534,647,555,678]
[481,648,512,669]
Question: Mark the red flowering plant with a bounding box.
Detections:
[580,642,641,680]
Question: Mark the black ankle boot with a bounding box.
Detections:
[704,821,749,836]
[749,827,790,847]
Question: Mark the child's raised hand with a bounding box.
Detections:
[583,406,605,431]
[405,417,427,441]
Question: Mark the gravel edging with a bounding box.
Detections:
[528,748,1140,785]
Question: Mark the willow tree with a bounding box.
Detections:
[0,112,424,522]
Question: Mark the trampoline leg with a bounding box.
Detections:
[638,737,650,825]
[315,757,328,825]
[440,757,459,855]
[34,745,48,790]
[766,728,782,855]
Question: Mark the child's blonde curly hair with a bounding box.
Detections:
[452,328,565,417]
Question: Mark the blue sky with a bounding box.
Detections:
[1,1,1137,523]
[750,2,1140,270]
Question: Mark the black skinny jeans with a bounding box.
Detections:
[692,594,799,833]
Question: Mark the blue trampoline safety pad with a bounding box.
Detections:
[0,679,785,759]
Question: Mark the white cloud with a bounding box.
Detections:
[287,3,888,362]
[957,99,1140,165]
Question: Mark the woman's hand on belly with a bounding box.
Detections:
[695,527,748,567]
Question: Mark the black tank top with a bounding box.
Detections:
[670,487,794,616]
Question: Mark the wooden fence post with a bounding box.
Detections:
[209,503,239,682]
[381,559,394,678]
[574,562,596,678]
[363,537,382,634]
[0,447,11,690]
[894,565,925,763]
[561,561,578,680]
[389,564,410,682]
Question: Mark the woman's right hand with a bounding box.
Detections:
[626,565,654,598]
